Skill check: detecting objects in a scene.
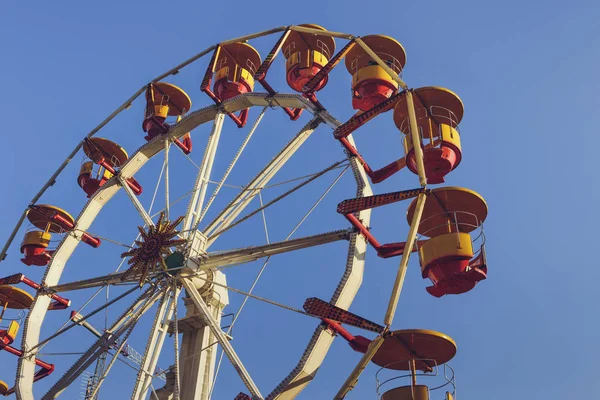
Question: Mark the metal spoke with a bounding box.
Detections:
[207,191,271,396]
[47,268,188,293]
[31,286,140,351]
[165,138,171,220]
[13,93,359,399]
[120,176,155,227]
[132,286,181,400]
[384,192,427,326]
[182,112,225,235]
[206,160,347,241]
[172,281,181,400]
[197,106,268,226]
[203,118,321,246]
[193,229,351,271]
[181,278,263,399]
[41,285,164,399]
[87,315,138,399]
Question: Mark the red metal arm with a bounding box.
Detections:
[337,189,429,258]
[322,318,371,353]
[97,158,143,195]
[51,213,101,248]
[0,344,54,394]
[0,273,70,309]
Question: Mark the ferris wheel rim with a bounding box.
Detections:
[15,92,372,400]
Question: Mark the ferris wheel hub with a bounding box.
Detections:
[120,212,187,285]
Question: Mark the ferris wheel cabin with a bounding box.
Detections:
[0,278,65,395]
[407,187,488,298]
[345,35,406,112]
[281,24,336,92]
[20,205,101,266]
[142,82,193,153]
[78,137,142,197]
[393,87,464,184]
[213,42,261,101]
[374,330,457,400]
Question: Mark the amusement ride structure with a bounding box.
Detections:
[0,25,489,399]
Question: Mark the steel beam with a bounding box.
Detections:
[181,279,263,399]
[384,192,427,325]
[203,118,320,245]
[120,176,155,227]
[41,286,163,399]
[195,229,350,271]
[132,287,181,400]
[182,113,225,235]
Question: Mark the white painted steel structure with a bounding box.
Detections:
[0,25,433,400]
[10,93,373,400]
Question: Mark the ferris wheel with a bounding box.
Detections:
[0,24,489,400]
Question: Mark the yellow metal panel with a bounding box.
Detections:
[102,168,113,180]
[7,320,20,340]
[441,124,461,151]
[352,65,400,89]
[381,385,429,400]
[215,66,255,90]
[403,124,461,154]
[419,232,473,267]
[239,68,255,90]
[285,50,329,71]
[215,66,229,81]
[22,230,51,248]
[79,161,93,176]
[0,380,8,395]
[154,105,169,119]
[286,51,301,70]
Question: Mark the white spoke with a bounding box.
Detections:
[87,315,138,399]
[182,112,225,235]
[192,229,350,271]
[41,285,164,399]
[120,176,155,227]
[132,286,181,400]
[181,278,263,399]
[33,286,141,351]
[198,106,268,225]
[206,160,347,240]
[165,138,171,220]
[14,94,341,400]
[384,192,427,326]
[207,191,270,396]
[203,118,321,246]
[172,281,181,399]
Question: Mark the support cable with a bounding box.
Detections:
[207,160,347,240]
[180,163,350,379]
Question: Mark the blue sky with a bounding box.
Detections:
[1,1,599,399]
